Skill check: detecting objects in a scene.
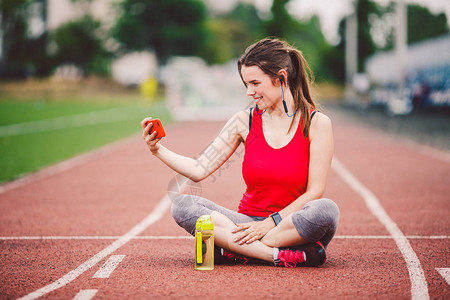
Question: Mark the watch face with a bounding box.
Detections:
[271,213,281,225]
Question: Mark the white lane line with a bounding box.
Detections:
[1,235,448,240]
[332,157,429,300]
[436,268,450,285]
[334,235,449,240]
[72,289,98,300]
[0,235,194,240]
[0,105,140,138]
[93,255,125,279]
[17,193,172,300]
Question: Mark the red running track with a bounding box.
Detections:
[0,110,449,299]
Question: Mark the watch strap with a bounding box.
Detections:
[270,212,282,226]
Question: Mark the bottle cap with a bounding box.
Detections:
[196,215,214,231]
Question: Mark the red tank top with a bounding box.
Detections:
[238,109,311,217]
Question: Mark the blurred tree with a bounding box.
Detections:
[263,0,336,82]
[0,0,102,78]
[26,30,55,77]
[407,5,448,44]
[381,3,449,49]
[329,0,380,82]
[201,3,264,64]
[27,0,55,77]
[222,3,264,57]
[356,0,381,73]
[70,0,93,4]
[325,19,346,83]
[200,18,240,65]
[296,16,337,82]
[112,0,207,65]
[0,0,31,78]
[265,0,294,38]
[51,15,111,76]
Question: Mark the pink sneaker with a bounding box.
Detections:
[275,242,326,267]
[214,247,250,265]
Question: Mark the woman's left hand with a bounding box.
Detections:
[232,219,275,245]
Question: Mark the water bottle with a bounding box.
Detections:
[195,215,214,270]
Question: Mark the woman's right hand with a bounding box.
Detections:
[141,117,161,155]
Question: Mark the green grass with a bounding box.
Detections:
[0,99,127,125]
[0,98,170,183]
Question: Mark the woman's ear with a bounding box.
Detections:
[277,69,288,86]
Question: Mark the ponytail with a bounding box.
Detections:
[287,49,316,137]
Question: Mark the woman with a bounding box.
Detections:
[142,38,339,268]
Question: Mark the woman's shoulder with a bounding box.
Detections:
[309,111,332,140]
[312,111,331,125]
[219,109,252,140]
[226,109,252,128]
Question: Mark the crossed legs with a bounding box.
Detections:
[171,194,339,262]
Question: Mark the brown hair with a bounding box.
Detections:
[238,38,317,137]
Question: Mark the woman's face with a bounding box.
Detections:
[241,65,281,110]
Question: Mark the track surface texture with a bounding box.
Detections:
[0,107,449,299]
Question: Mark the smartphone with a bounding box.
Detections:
[146,118,166,138]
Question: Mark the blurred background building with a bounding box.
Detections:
[367,34,450,114]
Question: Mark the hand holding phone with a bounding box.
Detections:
[145,118,166,139]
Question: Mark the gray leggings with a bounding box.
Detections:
[171,195,339,248]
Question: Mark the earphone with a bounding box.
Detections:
[280,78,299,117]
[280,78,288,114]
[255,78,298,117]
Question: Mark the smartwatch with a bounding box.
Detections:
[269,212,282,226]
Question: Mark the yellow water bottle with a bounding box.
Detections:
[195,215,214,270]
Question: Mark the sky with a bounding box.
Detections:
[205,0,450,44]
